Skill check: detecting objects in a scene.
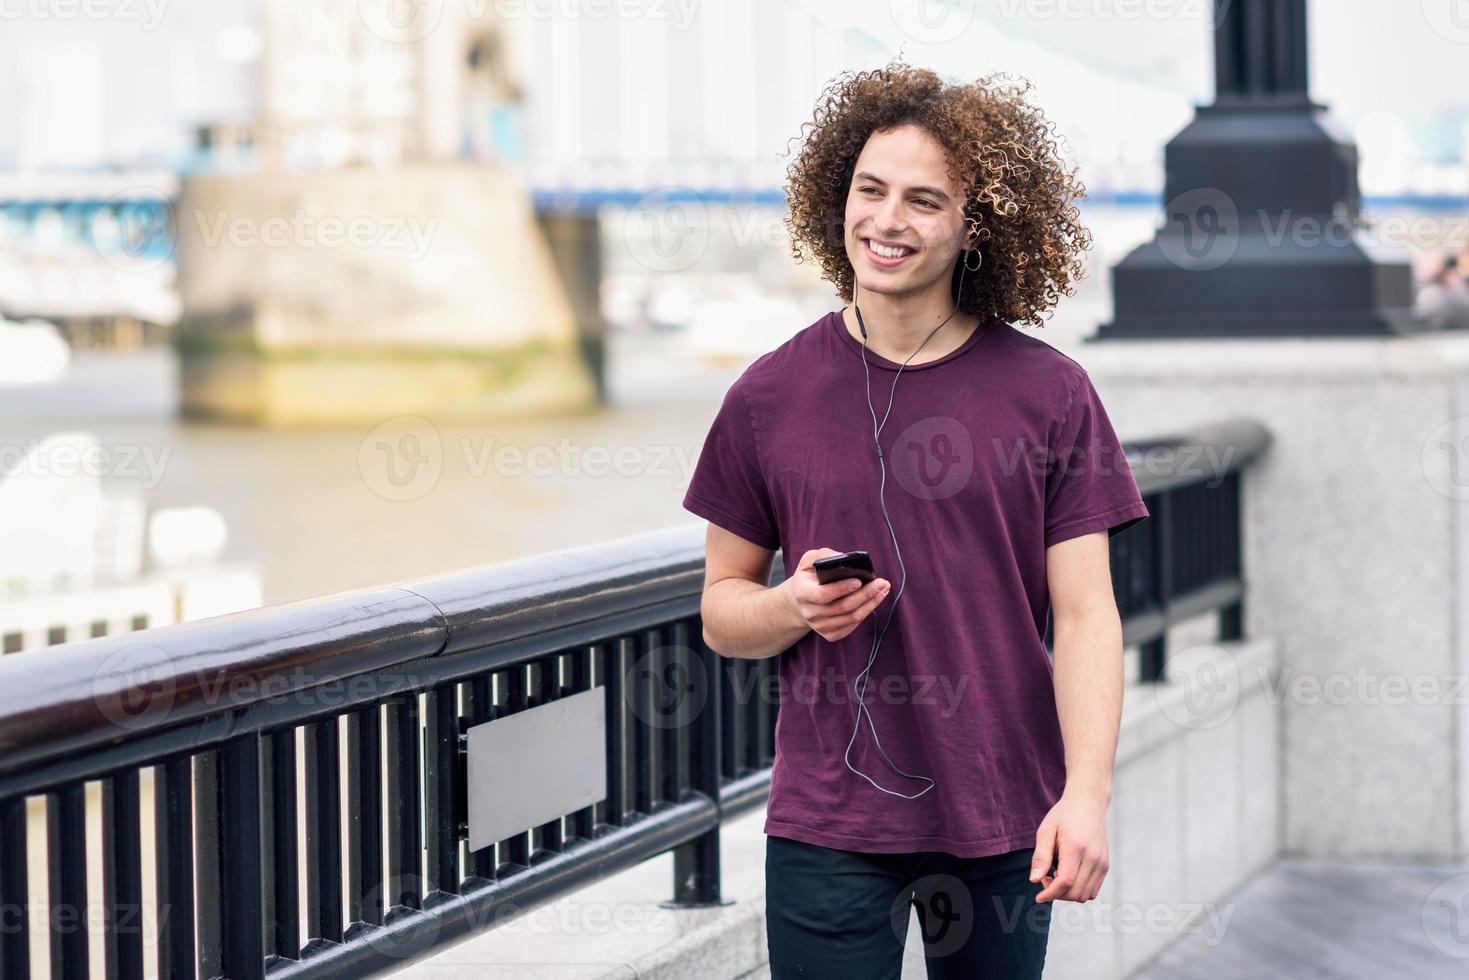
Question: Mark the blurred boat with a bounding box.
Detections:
[686,296,807,364]
[0,431,263,654]
[0,317,70,385]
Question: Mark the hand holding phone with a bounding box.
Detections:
[784,549,890,643]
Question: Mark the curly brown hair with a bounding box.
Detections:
[782,58,1092,328]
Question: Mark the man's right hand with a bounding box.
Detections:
[781,549,892,643]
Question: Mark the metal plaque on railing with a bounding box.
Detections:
[466,686,607,851]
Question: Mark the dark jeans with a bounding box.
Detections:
[765,834,1052,980]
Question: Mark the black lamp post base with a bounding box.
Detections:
[1099,1,1431,340]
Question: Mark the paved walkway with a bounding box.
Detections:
[1134,859,1469,979]
[391,806,772,979]
[396,808,1469,979]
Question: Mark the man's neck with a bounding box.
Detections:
[841,292,981,366]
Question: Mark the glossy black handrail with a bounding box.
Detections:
[0,526,714,785]
[0,587,446,776]
[1125,417,1272,496]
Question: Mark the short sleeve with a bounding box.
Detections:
[1043,373,1150,548]
[681,377,780,550]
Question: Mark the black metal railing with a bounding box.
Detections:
[0,417,1267,979]
[1091,417,1270,680]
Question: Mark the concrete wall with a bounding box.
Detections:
[1083,332,1469,861]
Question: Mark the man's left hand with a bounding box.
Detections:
[1030,789,1110,903]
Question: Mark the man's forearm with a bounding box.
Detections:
[701,578,810,659]
[1051,607,1124,803]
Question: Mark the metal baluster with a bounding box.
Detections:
[194,751,223,978]
[219,734,264,980]
[263,727,300,961]
[424,685,461,897]
[101,770,144,980]
[668,618,726,907]
[305,719,344,943]
[347,706,384,931]
[154,758,195,979]
[0,796,29,977]
[386,695,423,910]
[494,671,530,874]
[533,657,565,856]
[462,677,497,881]
[568,647,597,844]
[46,783,88,979]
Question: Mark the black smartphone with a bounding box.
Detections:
[811,550,875,585]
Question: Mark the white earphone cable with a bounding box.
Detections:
[842,247,976,799]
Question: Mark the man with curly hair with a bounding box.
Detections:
[682,59,1148,979]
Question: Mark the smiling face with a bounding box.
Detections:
[843,122,973,305]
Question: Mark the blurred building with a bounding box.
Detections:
[167,0,598,426]
[0,2,1464,369]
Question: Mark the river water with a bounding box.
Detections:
[6,200,1446,607]
[0,330,757,607]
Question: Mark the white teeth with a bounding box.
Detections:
[867,240,912,259]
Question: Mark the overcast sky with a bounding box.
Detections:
[0,0,1463,173]
[819,0,1469,124]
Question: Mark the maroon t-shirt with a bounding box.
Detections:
[681,308,1149,857]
